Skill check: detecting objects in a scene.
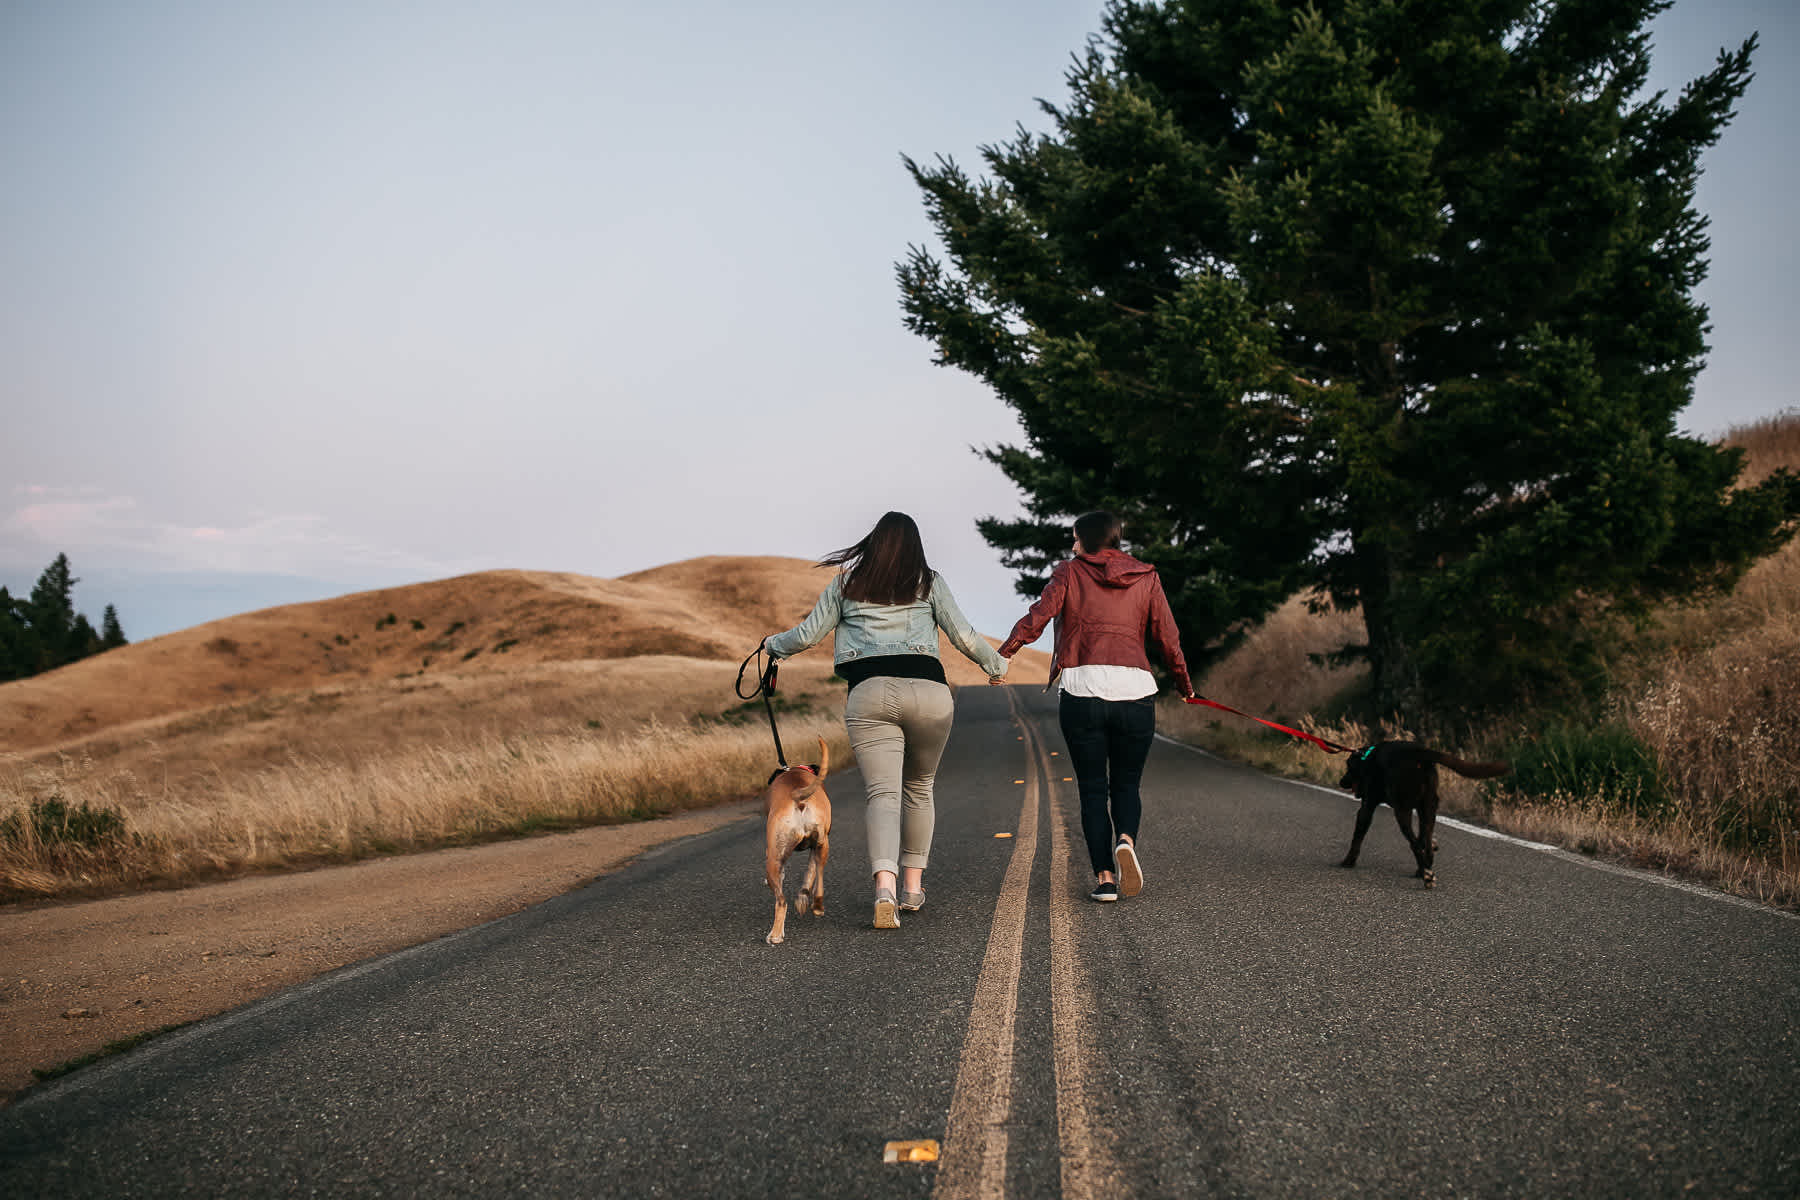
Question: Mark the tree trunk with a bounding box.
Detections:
[1349,347,1425,724]
[1356,541,1422,725]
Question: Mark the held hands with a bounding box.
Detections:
[989,652,1011,686]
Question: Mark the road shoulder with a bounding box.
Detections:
[0,800,759,1102]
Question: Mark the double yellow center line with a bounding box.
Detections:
[933,689,1123,1200]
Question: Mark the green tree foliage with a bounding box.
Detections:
[26,552,77,654]
[101,604,128,650]
[0,555,130,681]
[0,588,29,682]
[899,0,1800,719]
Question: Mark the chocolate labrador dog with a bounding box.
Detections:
[1339,741,1509,888]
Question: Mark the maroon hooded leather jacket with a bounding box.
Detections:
[997,549,1193,696]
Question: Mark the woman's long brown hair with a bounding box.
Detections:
[821,511,933,605]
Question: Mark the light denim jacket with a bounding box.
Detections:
[765,571,1007,678]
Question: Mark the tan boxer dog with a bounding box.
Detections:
[764,736,831,945]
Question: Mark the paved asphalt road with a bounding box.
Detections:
[4,686,1797,1198]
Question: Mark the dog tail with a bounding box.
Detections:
[791,736,830,805]
[1425,752,1510,780]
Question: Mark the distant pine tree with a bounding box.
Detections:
[101,604,128,650]
[0,555,131,679]
[0,586,29,682]
[27,553,77,668]
[69,613,101,661]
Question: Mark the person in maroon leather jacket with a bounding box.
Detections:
[997,511,1195,901]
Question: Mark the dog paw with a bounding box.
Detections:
[794,893,811,916]
[811,900,825,916]
[1421,870,1436,889]
[765,932,784,945]
[1337,859,1357,869]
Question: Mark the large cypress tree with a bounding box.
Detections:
[899,0,1799,719]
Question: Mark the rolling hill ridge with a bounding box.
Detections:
[0,556,1048,755]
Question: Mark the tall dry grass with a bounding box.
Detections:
[1194,596,1367,723]
[1163,411,1800,909]
[1591,413,1800,903]
[0,716,848,900]
[0,656,851,901]
[1600,415,1800,901]
[1725,408,1800,486]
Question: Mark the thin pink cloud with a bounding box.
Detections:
[3,486,457,578]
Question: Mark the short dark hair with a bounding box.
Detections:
[1073,511,1122,555]
[821,511,933,604]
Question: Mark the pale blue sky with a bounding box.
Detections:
[4,0,1794,643]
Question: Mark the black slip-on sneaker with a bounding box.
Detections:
[1089,881,1120,902]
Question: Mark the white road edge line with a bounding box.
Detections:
[934,690,1041,1200]
[1154,732,1799,922]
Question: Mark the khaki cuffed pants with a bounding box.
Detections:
[844,676,956,878]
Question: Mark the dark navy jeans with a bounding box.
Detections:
[1057,692,1157,876]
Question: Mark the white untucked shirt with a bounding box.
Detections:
[1056,663,1157,701]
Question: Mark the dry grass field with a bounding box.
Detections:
[0,557,1049,901]
[1162,411,1800,910]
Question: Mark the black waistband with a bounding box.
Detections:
[836,654,948,691]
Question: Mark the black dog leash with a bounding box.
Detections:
[736,641,788,769]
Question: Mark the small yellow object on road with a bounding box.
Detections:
[995,832,1013,838]
[883,1139,940,1163]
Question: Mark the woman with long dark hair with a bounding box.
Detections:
[764,511,1008,929]
[998,511,1194,902]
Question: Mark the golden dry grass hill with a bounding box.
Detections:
[0,556,1050,900]
[0,556,1046,754]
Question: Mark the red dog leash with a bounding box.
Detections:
[1182,696,1355,755]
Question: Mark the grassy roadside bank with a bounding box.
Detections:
[1152,414,1800,913]
[1,668,850,904]
[1157,701,1800,913]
